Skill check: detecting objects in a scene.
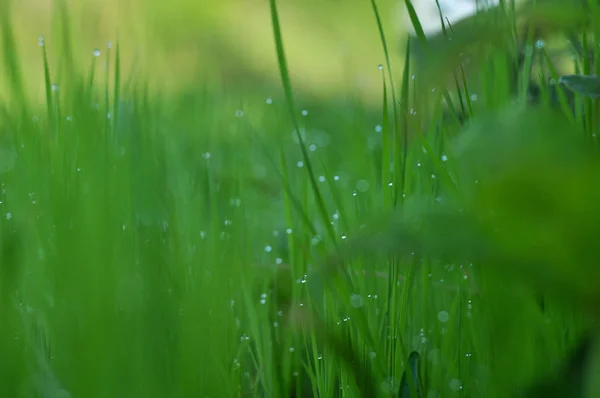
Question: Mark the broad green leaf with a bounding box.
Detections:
[559,74,600,98]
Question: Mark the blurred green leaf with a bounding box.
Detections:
[559,75,600,98]
[399,351,422,398]
[519,334,598,398]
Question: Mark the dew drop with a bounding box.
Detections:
[301,110,308,116]
[350,293,364,308]
[93,49,101,57]
[449,378,462,392]
[356,179,370,192]
[437,310,449,323]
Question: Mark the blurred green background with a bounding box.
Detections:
[2,0,600,397]
[7,0,402,103]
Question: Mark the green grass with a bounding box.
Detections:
[2,0,600,397]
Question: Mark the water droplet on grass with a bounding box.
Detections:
[350,294,364,308]
[235,109,244,117]
[93,49,101,57]
[449,378,462,391]
[437,310,449,322]
[356,179,370,192]
[375,124,382,132]
[266,97,273,104]
[296,161,304,168]
[441,154,448,162]
[301,110,308,116]
[378,64,383,70]
[264,245,272,253]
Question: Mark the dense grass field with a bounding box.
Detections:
[2,0,600,397]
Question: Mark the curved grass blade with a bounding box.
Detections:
[268,0,337,247]
[41,40,54,125]
[403,0,427,43]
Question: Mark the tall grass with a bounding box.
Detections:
[1,0,600,397]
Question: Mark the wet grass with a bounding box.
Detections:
[1,0,600,397]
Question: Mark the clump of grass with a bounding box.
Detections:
[2,0,600,397]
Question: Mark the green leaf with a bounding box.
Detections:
[399,351,422,398]
[559,75,600,98]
